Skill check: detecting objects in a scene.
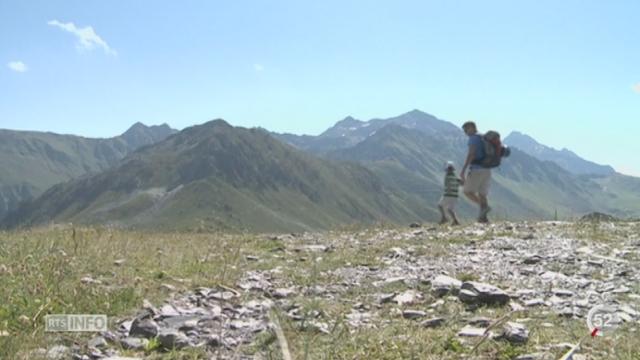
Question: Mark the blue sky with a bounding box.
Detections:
[1,0,639,176]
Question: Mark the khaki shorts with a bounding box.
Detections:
[464,168,492,196]
[438,196,458,210]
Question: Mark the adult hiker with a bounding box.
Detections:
[460,121,492,223]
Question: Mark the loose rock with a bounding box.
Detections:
[46,345,70,360]
[459,282,510,306]
[458,326,488,338]
[402,310,427,320]
[88,336,108,349]
[501,322,529,344]
[129,318,159,339]
[514,353,552,360]
[394,290,421,305]
[467,317,492,327]
[120,337,149,350]
[421,317,446,328]
[431,275,462,296]
[158,330,190,350]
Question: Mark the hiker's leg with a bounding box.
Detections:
[479,194,488,209]
[463,170,482,206]
[448,209,460,225]
[464,191,481,205]
[438,205,447,224]
[478,169,492,222]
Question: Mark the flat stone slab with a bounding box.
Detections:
[524,298,545,307]
[402,310,427,320]
[458,326,488,337]
[431,275,462,296]
[501,322,529,344]
[421,317,446,328]
[459,281,510,306]
[120,337,149,350]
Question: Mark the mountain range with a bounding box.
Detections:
[504,131,615,176]
[274,110,461,154]
[2,110,640,231]
[0,123,177,219]
[275,111,640,220]
[2,121,431,232]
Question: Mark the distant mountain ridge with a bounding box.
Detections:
[504,131,615,176]
[274,109,461,154]
[0,123,177,219]
[120,122,177,149]
[2,120,431,231]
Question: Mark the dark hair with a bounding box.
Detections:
[462,121,476,130]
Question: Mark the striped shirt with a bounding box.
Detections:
[443,172,462,197]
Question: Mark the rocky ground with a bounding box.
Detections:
[12,220,640,359]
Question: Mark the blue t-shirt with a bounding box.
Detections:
[468,134,485,170]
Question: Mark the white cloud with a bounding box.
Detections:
[48,20,117,56]
[633,83,640,94]
[253,63,264,72]
[7,61,28,72]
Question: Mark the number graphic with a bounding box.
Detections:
[586,305,620,337]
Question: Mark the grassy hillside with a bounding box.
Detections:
[588,173,640,218]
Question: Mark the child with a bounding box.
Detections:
[438,161,463,225]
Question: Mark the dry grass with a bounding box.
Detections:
[1,222,639,359]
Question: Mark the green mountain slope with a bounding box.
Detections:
[587,173,640,218]
[0,123,176,219]
[2,121,433,232]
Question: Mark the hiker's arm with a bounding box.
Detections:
[460,144,476,180]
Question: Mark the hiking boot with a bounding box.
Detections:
[477,217,489,224]
[480,205,491,219]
